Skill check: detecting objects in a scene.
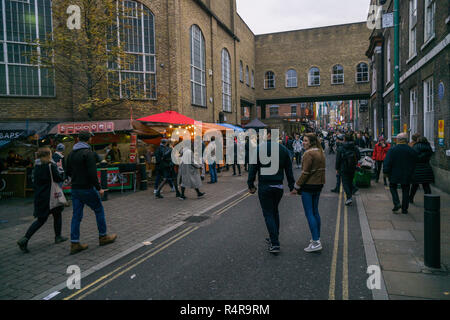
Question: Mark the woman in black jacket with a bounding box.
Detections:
[17,147,68,253]
[409,136,434,203]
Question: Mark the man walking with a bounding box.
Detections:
[66,131,117,255]
[383,133,418,214]
[335,133,360,206]
[248,129,295,254]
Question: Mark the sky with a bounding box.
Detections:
[236,0,371,35]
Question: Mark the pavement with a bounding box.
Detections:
[358,178,450,300]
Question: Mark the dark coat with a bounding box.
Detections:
[383,144,418,184]
[66,145,101,191]
[33,162,64,218]
[336,141,360,173]
[412,142,434,184]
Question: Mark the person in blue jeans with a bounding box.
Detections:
[207,137,218,184]
[292,133,326,253]
[66,131,117,255]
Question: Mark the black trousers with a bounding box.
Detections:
[258,184,284,247]
[375,161,387,184]
[232,163,241,175]
[341,172,355,200]
[389,183,410,211]
[409,183,431,201]
[294,152,302,166]
[25,206,63,240]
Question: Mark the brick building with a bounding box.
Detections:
[367,0,450,192]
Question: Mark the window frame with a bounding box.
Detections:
[251,69,255,89]
[269,105,279,118]
[423,77,435,148]
[285,69,298,88]
[356,62,369,83]
[239,60,243,83]
[190,25,206,107]
[308,67,320,86]
[424,0,436,43]
[221,48,232,113]
[264,71,275,89]
[245,65,249,86]
[409,87,418,140]
[331,64,344,85]
[409,0,417,58]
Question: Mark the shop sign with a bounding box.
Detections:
[0,130,25,140]
[438,120,444,147]
[58,122,115,134]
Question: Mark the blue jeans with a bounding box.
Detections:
[71,188,107,243]
[258,184,284,246]
[301,191,321,241]
[209,162,217,183]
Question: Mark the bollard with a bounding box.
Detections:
[139,156,148,190]
[424,194,440,269]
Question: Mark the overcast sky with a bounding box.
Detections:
[236,0,370,35]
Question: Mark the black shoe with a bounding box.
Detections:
[197,192,205,198]
[392,205,401,212]
[178,195,186,200]
[17,237,29,253]
[402,210,408,214]
[55,236,68,244]
[155,193,163,199]
[268,245,280,254]
[330,188,339,193]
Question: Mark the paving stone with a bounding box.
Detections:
[392,221,424,231]
[378,253,422,273]
[371,229,415,241]
[368,220,394,229]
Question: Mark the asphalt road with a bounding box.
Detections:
[55,153,373,300]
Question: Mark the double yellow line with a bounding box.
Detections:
[64,191,251,300]
[328,186,349,300]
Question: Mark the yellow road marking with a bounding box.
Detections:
[63,226,195,300]
[343,201,349,300]
[329,185,343,300]
[214,192,251,216]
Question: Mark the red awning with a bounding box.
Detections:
[137,111,195,125]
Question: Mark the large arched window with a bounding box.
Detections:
[264,71,275,89]
[245,66,249,86]
[332,64,344,84]
[221,48,232,112]
[286,69,297,87]
[190,25,206,106]
[356,62,369,83]
[308,67,320,86]
[251,70,255,88]
[239,61,243,82]
[0,0,54,96]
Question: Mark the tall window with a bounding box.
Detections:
[110,1,157,99]
[424,0,435,42]
[285,69,297,87]
[269,105,279,117]
[409,0,417,58]
[332,64,344,84]
[291,105,297,116]
[251,70,254,88]
[239,60,243,82]
[371,55,377,94]
[308,67,320,86]
[410,87,418,140]
[221,48,232,112]
[264,71,275,89]
[356,63,369,83]
[245,66,249,86]
[0,0,54,96]
[190,25,206,106]
[386,36,391,84]
[387,102,392,142]
[423,77,434,147]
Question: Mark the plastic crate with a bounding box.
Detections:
[354,169,371,187]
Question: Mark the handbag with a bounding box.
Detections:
[49,163,67,210]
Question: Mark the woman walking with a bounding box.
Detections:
[409,135,434,203]
[292,134,303,169]
[178,142,205,200]
[372,136,391,185]
[291,133,326,252]
[17,147,68,253]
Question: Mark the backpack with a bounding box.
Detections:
[341,148,357,172]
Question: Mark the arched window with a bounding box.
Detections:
[110,1,157,99]
[264,71,275,89]
[245,66,249,86]
[286,69,297,87]
[308,67,320,86]
[251,70,255,88]
[239,61,243,82]
[222,49,232,112]
[0,0,54,96]
[356,62,369,83]
[332,64,344,84]
[190,25,206,106]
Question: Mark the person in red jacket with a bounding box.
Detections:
[372,136,391,185]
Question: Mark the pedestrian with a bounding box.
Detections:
[248,129,295,254]
[154,139,178,198]
[372,136,390,185]
[178,141,205,200]
[207,137,218,184]
[409,135,434,203]
[383,133,418,214]
[52,143,66,178]
[106,142,121,163]
[17,147,68,253]
[286,135,294,160]
[355,132,365,148]
[330,134,345,193]
[66,131,117,255]
[292,134,303,169]
[291,133,326,252]
[336,133,360,206]
[364,132,372,149]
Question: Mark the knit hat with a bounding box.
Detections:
[56,143,65,151]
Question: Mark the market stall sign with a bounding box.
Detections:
[0,130,27,140]
[57,122,115,134]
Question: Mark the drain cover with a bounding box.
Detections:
[184,216,209,223]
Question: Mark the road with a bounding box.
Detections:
[55,153,373,300]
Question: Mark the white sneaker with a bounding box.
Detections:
[153,190,157,194]
[345,198,353,206]
[304,240,322,252]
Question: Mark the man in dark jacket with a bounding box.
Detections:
[383,133,418,214]
[66,131,117,255]
[154,139,175,195]
[248,129,295,254]
[336,133,360,206]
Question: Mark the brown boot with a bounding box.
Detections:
[99,234,117,246]
[70,242,88,255]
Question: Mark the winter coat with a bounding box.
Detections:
[33,162,64,218]
[178,148,202,189]
[383,143,418,185]
[372,143,391,161]
[66,142,101,191]
[295,147,326,189]
[412,142,435,184]
[336,141,361,174]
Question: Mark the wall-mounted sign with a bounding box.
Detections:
[438,81,445,101]
[438,120,445,147]
[382,13,394,28]
[57,122,115,134]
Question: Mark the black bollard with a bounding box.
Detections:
[139,156,148,191]
[424,194,440,269]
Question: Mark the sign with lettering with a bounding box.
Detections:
[57,122,115,134]
[382,13,394,28]
[0,130,26,141]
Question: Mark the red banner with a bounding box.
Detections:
[58,122,115,134]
